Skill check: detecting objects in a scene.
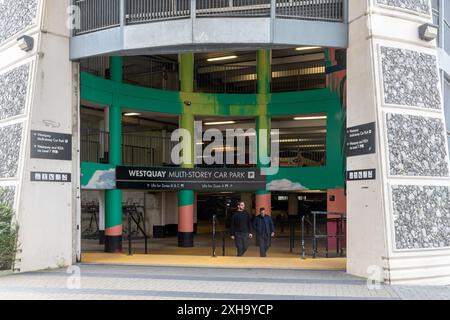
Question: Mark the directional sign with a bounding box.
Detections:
[30,130,72,160]
[346,122,376,157]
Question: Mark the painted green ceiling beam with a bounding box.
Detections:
[80,72,341,117]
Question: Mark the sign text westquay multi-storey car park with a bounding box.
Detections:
[116,167,266,191]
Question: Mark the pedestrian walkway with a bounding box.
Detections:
[81,253,347,270]
[0,264,449,300]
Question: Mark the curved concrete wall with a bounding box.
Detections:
[70,17,348,60]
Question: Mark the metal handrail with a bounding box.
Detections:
[80,128,176,166]
[212,214,227,257]
[125,205,149,255]
[72,0,345,36]
[301,211,346,259]
[212,214,217,257]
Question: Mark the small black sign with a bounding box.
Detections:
[347,169,376,181]
[346,122,376,157]
[116,166,266,191]
[31,171,72,183]
[30,130,72,160]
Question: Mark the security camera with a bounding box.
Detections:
[17,35,34,52]
[419,23,438,42]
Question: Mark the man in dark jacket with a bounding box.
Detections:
[230,201,253,256]
[253,207,275,257]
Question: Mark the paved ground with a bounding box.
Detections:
[0,264,449,300]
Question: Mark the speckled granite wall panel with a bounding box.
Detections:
[0,123,23,179]
[392,185,450,250]
[376,0,430,15]
[0,64,30,121]
[386,113,449,177]
[0,186,15,207]
[381,46,441,110]
[0,0,38,45]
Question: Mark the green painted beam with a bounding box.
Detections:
[257,49,271,95]
[179,53,194,93]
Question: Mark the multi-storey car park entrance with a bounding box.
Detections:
[2,0,450,284]
[78,46,347,266]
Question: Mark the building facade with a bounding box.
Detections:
[0,0,450,285]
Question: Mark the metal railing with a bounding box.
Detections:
[80,56,110,78]
[81,57,327,94]
[123,56,179,90]
[80,129,110,163]
[122,133,177,166]
[212,214,227,257]
[126,0,191,24]
[73,0,121,36]
[271,60,326,92]
[80,129,177,166]
[196,64,257,93]
[301,211,346,259]
[276,132,326,167]
[72,0,345,36]
[124,205,149,255]
[276,0,344,22]
[197,0,271,17]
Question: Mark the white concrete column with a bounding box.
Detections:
[347,0,450,285]
[0,0,79,272]
[98,191,105,231]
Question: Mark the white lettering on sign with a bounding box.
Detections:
[128,170,167,178]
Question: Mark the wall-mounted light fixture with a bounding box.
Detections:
[293,115,327,121]
[123,112,141,117]
[204,121,236,126]
[17,35,34,52]
[207,55,238,62]
[295,46,321,52]
[419,23,438,41]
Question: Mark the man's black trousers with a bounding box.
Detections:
[234,232,249,256]
[257,234,271,257]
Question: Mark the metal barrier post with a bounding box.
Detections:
[325,215,329,258]
[340,214,345,257]
[308,211,346,259]
[212,214,216,257]
[301,215,306,259]
[222,232,226,256]
[120,0,125,26]
[128,210,132,256]
[191,0,196,19]
[289,220,295,253]
[144,234,148,254]
[313,213,317,259]
[270,0,276,19]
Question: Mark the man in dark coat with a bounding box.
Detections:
[230,201,253,256]
[253,207,275,257]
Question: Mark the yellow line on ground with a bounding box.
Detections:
[81,253,346,270]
